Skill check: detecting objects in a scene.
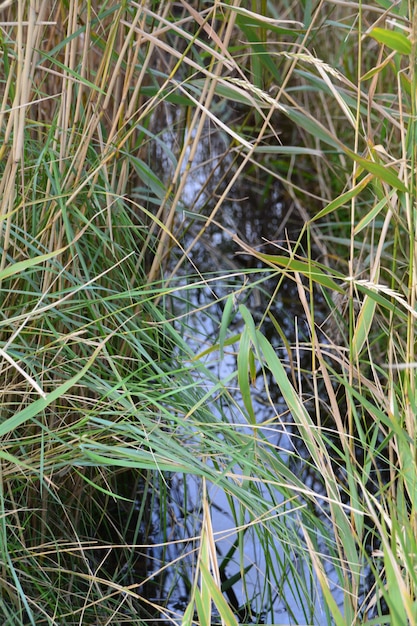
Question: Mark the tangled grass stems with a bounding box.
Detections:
[1,0,417,624]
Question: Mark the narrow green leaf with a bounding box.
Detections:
[352,282,408,321]
[194,586,209,626]
[199,530,211,626]
[234,9,304,35]
[312,174,373,221]
[221,565,253,592]
[219,295,235,359]
[345,148,407,192]
[369,27,412,55]
[279,104,406,193]
[38,50,106,94]
[237,326,255,424]
[397,439,417,519]
[361,55,392,81]
[200,561,239,626]
[182,600,195,626]
[255,331,308,423]
[192,333,241,361]
[79,446,197,473]
[0,248,66,281]
[254,254,345,293]
[382,540,409,626]
[283,107,344,149]
[190,78,259,107]
[351,294,378,360]
[138,85,196,105]
[129,156,169,200]
[239,304,262,350]
[0,344,103,438]
[254,145,323,155]
[354,190,395,235]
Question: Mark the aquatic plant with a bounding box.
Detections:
[0,0,415,624]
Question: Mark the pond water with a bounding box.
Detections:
[115,117,348,624]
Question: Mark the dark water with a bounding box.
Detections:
[98,119,362,624]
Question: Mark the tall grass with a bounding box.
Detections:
[0,0,416,624]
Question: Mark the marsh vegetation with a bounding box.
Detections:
[0,1,416,624]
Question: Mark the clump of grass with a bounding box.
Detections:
[1,0,416,624]
[0,1,320,623]
[225,1,417,624]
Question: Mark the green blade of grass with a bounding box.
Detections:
[0,248,66,281]
[0,343,105,438]
[369,27,412,55]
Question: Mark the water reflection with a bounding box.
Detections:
[125,116,343,623]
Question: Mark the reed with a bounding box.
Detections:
[0,0,415,624]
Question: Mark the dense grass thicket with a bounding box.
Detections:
[0,0,416,624]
